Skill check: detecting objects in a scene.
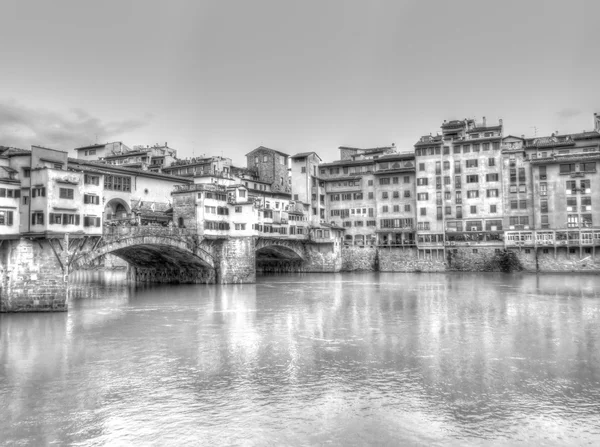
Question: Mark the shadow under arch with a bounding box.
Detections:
[255,243,306,274]
[70,236,216,274]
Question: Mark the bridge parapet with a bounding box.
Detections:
[103,225,199,241]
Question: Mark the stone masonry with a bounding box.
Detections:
[0,239,68,312]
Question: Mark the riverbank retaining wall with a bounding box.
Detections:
[340,245,600,273]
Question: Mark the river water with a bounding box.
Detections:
[1,272,600,446]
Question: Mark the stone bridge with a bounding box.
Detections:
[71,227,219,283]
[1,227,343,312]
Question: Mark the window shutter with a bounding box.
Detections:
[41,188,46,197]
[7,211,13,226]
[14,190,20,198]
[32,189,36,198]
[63,214,68,225]
[75,214,80,225]
[95,217,101,227]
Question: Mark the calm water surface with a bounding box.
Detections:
[1,272,600,446]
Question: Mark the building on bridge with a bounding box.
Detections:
[75,141,178,173]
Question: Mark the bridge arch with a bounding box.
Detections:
[70,235,215,273]
[254,238,307,274]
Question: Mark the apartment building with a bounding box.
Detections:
[414,118,504,247]
[318,146,416,246]
[75,142,178,172]
[290,152,324,226]
[162,155,231,178]
[0,147,21,238]
[245,146,291,194]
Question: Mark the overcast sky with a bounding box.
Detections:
[0,0,598,164]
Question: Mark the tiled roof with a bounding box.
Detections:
[570,131,600,140]
[469,125,502,133]
[376,152,415,161]
[74,143,107,151]
[530,151,600,164]
[524,136,575,148]
[319,159,374,168]
[321,176,362,182]
[291,151,322,160]
[104,150,150,158]
[338,146,394,152]
[414,136,443,147]
[245,146,290,158]
[67,158,192,182]
[441,120,465,129]
[1,146,31,156]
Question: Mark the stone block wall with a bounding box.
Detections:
[172,192,197,230]
[304,242,343,272]
[341,246,377,271]
[217,237,256,283]
[0,239,68,312]
[379,247,446,272]
[446,246,511,271]
[526,247,600,272]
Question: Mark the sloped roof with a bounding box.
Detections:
[338,146,394,152]
[469,125,502,133]
[67,157,192,182]
[245,146,290,158]
[376,152,415,161]
[74,143,107,151]
[290,151,322,161]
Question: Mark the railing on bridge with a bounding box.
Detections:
[103,225,199,239]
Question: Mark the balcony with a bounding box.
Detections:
[445,231,504,245]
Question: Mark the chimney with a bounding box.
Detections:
[482,116,487,127]
[521,134,525,139]
[165,142,168,147]
[499,118,503,127]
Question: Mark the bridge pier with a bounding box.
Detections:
[216,237,256,284]
[0,238,68,312]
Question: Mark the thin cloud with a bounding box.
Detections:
[557,108,582,120]
[0,100,150,151]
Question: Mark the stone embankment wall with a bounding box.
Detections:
[0,239,68,312]
[517,247,600,272]
[304,242,343,272]
[379,247,446,272]
[340,245,600,273]
[341,246,377,271]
